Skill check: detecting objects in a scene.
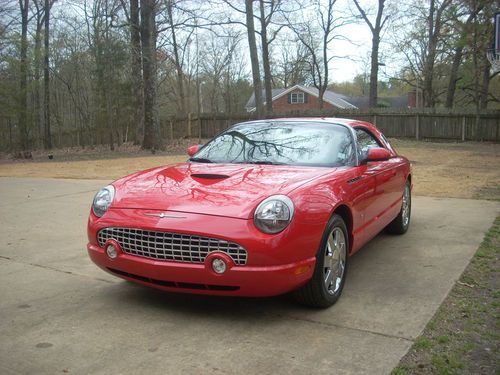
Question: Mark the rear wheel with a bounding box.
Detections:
[386,180,411,234]
[294,214,348,308]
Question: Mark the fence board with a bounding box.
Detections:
[1,110,499,151]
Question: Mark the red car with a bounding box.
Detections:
[87,118,411,307]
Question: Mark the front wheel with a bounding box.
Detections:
[386,180,411,234]
[294,214,349,308]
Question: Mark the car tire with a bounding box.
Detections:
[294,214,349,308]
[386,180,411,235]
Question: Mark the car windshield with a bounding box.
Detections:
[192,121,355,167]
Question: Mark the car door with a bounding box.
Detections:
[354,127,398,237]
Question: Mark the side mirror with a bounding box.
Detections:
[366,147,391,162]
[187,144,202,157]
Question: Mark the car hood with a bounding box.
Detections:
[112,163,334,219]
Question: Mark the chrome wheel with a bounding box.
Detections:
[401,184,410,227]
[324,227,347,294]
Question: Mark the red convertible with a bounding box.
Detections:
[87,118,411,307]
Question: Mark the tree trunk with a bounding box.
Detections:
[167,0,186,115]
[245,0,264,119]
[18,0,29,151]
[479,62,490,109]
[34,13,43,148]
[422,0,449,108]
[140,0,161,150]
[353,0,386,108]
[259,0,272,114]
[44,0,52,149]
[445,46,463,108]
[369,32,380,108]
[445,7,481,108]
[130,0,144,144]
[319,34,329,109]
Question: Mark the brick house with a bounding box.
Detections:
[245,84,358,112]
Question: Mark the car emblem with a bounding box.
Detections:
[143,213,186,219]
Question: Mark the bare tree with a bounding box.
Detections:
[141,0,161,149]
[18,0,29,150]
[245,0,263,118]
[273,38,309,87]
[121,0,144,143]
[165,0,187,115]
[199,31,242,113]
[43,0,53,149]
[352,0,389,107]
[422,0,452,107]
[258,0,284,113]
[445,2,483,108]
[286,0,349,108]
[32,0,45,147]
[394,0,453,107]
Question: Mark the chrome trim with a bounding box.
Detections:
[143,213,187,219]
[97,227,247,265]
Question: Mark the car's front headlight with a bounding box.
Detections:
[254,195,294,234]
[92,185,115,217]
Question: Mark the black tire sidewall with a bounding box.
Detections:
[313,214,349,305]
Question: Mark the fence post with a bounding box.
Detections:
[187,112,192,138]
[415,114,420,140]
[461,116,466,141]
[169,119,173,142]
[373,114,377,126]
[198,115,202,142]
[497,115,500,142]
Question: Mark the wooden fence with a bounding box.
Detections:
[1,110,499,151]
[161,110,500,142]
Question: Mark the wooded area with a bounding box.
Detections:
[0,0,499,153]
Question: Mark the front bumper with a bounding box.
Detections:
[87,208,322,297]
[87,243,315,296]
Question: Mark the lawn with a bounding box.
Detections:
[1,138,499,200]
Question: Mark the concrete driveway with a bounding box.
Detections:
[0,177,498,375]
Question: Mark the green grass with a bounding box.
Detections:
[414,337,433,350]
[431,354,464,374]
[391,367,410,375]
[437,335,449,344]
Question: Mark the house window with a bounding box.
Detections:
[290,92,305,104]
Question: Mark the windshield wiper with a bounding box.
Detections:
[247,160,286,165]
[189,157,213,163]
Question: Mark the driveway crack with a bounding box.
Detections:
[0,189,97,208]
[269,312,414,342]
[0,255,114,284]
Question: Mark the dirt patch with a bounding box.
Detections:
[0,139,202,181]
[1,139,499,200]
[391,139,500,200]
[0,155,187,180]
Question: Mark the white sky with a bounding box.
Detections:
[329,22,374,82]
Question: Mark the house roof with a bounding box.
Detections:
[245,84,358,111]
[245,88,286,109]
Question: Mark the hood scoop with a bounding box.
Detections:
[191,173,230,180]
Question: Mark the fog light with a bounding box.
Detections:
[212,258,227,274]
[106,244,118,259]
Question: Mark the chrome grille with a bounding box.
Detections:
[97,227,247,265]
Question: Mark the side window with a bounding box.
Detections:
[355,128,381,160]
[336,134,356,166]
